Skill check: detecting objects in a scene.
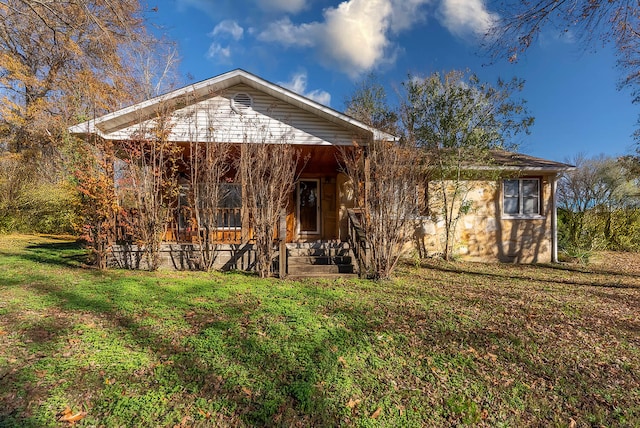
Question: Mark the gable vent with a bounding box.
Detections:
[231,92,253,113]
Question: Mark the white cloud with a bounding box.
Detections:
[279,71,332,106]
[438,0,498,38]
[206,43,232,62]
[320,0,392,75]
[211,20,244,40]
[256,0,308,14]
[259,17,319,47]
[389,0,431,33]
[258,0,430,78]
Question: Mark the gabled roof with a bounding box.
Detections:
[69,68,396,143]
[424,149,573,174]
[487,150,574,173]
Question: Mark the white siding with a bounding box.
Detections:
[102,84,364,146]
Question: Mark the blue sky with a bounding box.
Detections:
[149,0,638,162]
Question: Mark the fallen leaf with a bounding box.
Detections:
[59,410,87,424]
[486,352,498,362]
[338,356,347,367]
[346,398,361,409]
[241,387,252,397]
[371,407,382,419]
[198,408,212,419]
[569,418,577,428]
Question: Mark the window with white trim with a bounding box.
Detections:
[503,178,541,217]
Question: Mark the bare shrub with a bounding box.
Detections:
[120,111,182,270]
[340,140,424,279]
[238,117,301,278]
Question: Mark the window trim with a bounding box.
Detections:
[502,177,544,219]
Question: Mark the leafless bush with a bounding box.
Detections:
[120,110,182,270]
[238,117,301,278]
[187,140,233,271]
[340,140,424,279]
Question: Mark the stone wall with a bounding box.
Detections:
[414,176,554,263]
[108,243,274,271]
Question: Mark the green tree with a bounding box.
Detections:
[558,154,640,253]
[344,73,398,134]
[402,70,533,260]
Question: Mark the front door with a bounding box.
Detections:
[298,179,320,235]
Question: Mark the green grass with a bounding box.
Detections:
[1,235,639,427]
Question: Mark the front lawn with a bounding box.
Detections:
[0,235,638,427]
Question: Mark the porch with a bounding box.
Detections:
[109,209,368,278]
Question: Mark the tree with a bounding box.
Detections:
[119,109,182,271]
[344,73,398,134]
[238,117,302,278]
[0,1,177,238]
[184,100,233,271]
[402,70,533,260]
[340,140,423,280]
[486,0,640,138]
[0,0,151,154]
[558,154,640,253]
[73,138,118,269]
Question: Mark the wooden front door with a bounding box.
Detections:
[297,179,320,235]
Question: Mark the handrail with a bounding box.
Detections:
[347,208,368,277]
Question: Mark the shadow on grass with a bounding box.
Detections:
[2,239,639,426]
[23,241,89,269]
[420,260,640,289]
[0,270,357,426]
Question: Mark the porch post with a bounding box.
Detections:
[279,210,287,278]
[240,144,250,243]
[363,146,370,208]
[552,175,558,263]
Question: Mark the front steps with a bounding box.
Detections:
[285,242,357,278]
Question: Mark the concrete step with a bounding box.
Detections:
[288,255,352,266]
[286,242,351,257]
[284,241,357,278]
[286,272,359,280]
[287,263,355,275]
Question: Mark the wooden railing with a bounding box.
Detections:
[121,208,244,244]
[347,208,368,277]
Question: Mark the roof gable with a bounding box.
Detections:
[69,69,395,145]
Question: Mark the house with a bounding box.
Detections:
[69,69,572,275]
[416,150,573,264]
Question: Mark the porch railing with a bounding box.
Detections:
[347,208,368,277]
[126,207,244,244]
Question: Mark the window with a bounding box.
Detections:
[179,183,242,231]
[503,178,541,217]
[216,183,242,229]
